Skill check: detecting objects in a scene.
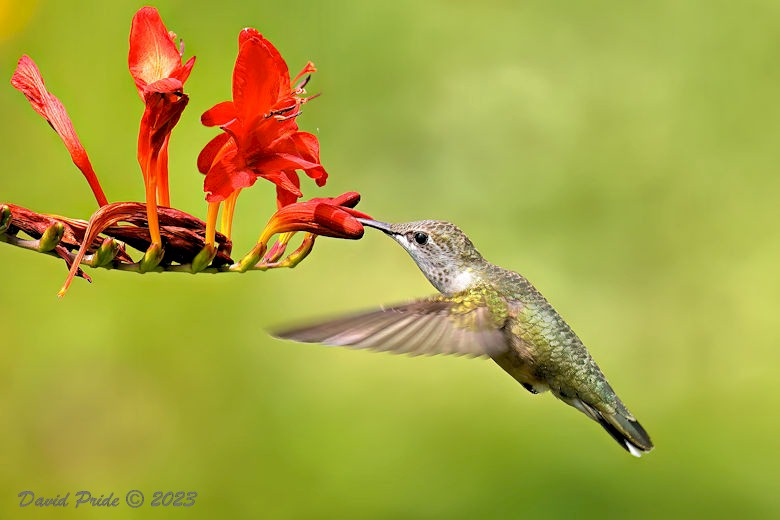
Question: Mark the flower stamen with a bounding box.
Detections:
[274,111,302,122]
[293,74,312,92]
[266,104,298,118]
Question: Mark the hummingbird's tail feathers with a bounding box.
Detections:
[593,409,652,457]
[569,398,653,457]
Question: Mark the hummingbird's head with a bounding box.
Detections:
[358,218,486,295]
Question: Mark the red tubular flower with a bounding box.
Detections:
[128,6,195,246]
[260,192,370,243]
[10,56,108,207]
[198,27,326,245]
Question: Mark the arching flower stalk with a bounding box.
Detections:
[3,7,369,295]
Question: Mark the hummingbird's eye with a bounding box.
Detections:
[413,232,429,245]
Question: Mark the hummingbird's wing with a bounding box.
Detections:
[272,298,509,358]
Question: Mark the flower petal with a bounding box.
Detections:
[11,55,108,207]
[197,133,232,174]
[310,204,364,238]
[128,7,189,95]
[330,191,362,208]
[252,151,320,173]
[239,28,291,98]
[290,131,320,158]
[232,32,288,127]
[138,91,189,158]
[305,166,328,187]
[204,146,258,202]
[143,77,183,95]
[238,27,260,46]
[267,200,364,240]
[239,115,297,156]
[201,100,237,127]
[262,170,303,200]
[339,206,373,220]
[286,132,328,186]
[310,192,372,219]
[175,56,196,86]
[275,171,301,208]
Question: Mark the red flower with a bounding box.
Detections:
[197,28,326,245]
[228,191,369,273]
[10,56,108,207]
[128,6,194,246]
[261,192,369,243]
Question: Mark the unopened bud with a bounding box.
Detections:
[191,244,216,273]
[0,205,11,234]
[89,237,119,267]
[139,242,164,273]
[231,242,267,273]
[37,222,65,252]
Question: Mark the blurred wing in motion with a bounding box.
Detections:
[272,297,509,358]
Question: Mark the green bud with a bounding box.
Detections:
[139,242,164,273]
[89,237,120,268]
[37,222,65,252]
[0,205,11,235]
[230,242,267,273]
[190,244,216,273]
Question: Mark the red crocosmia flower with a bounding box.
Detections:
[260,192,370,243]
[128,7,194,96]
[10,56,109,207]
[198,27,326,245]
[128,6,195,246]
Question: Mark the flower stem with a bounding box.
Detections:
[156,135,171,207]
[257,233,316,270]
[205,201,220,247]
[145,178,162,246]
[263,232,294,263]
[220,189,240,239]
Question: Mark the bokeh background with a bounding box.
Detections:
[2,1,779,518]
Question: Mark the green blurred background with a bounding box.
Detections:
[2,1,779,518]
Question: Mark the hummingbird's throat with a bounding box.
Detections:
[423,265,478,295]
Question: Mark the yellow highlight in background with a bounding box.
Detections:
[0,0,38,42]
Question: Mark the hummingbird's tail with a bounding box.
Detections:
[570,399,653,457]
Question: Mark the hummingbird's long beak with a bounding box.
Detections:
[357,218,395,235]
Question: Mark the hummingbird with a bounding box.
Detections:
[273,219,653,456]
